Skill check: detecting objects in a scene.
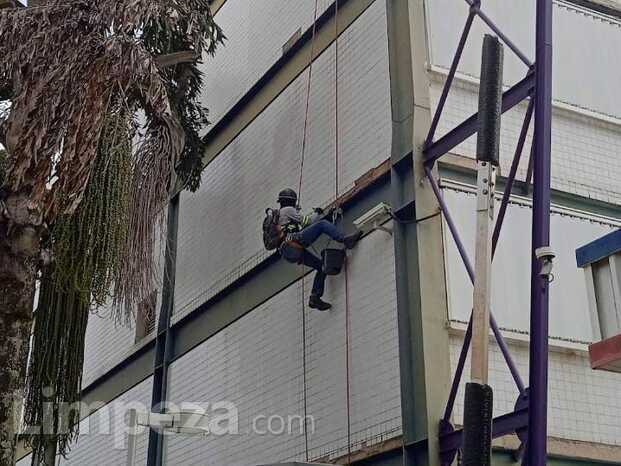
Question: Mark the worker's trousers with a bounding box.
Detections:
[297,219,345,246]
[280,220,345,297]
[281,247,326,297]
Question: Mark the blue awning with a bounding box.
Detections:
[576,229,621,268]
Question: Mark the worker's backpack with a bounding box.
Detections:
[262,208,284,250]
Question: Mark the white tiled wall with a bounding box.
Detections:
[58,377,153,465]
[430,78,621,204]
[201,0,333,126]
[174,1,391,316]
[15,454,31,466]
[82,310,138,388]
[449,336,621,445]
[82,225,166,387]
[165,229,401,466]
[443,187,619,343]
[426,0,621,118]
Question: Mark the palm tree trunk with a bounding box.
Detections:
[0,192,42,465]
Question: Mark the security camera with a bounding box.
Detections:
[535,246,556,281]
[535,246,555,261]
[353,202,393,235]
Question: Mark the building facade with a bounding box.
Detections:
[17,0,621,464]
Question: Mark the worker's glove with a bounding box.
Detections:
[313,207,324,215]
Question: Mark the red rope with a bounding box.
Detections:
[344,266,353,465]
[301,278,309,461]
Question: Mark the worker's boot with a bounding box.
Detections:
[309,295,332,311]
[343,230,363,249]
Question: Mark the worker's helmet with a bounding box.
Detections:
[277,188,298,205]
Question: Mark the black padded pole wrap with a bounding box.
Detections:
[476,34,504,166]
[462,382,494,466]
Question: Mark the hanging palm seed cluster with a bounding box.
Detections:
[53,112,133,308]
[0,0,223,462]
[25,112,134,458]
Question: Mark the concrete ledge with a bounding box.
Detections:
[326,437,403,464]
[589,333,621,372]
[493,433,621,464]
[448,321,590,355]
[568,0,621,19]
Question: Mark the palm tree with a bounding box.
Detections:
[0,1,223,463]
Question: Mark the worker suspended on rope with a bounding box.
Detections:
[263,188,362,311]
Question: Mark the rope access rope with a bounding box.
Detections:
[297,1,320,198]
[297,2,353,462]
[298,0,320,461]
[333,2,353,463]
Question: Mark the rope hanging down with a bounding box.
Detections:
[297,0,320,461]
[333,1,354,464]
[297,1,352,462]
[297,0,320,199]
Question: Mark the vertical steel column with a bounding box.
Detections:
[386,0,451,464]
[528,0,553,464]
[147,195,180,466]
[385,0,420,461]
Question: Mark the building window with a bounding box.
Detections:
[589,257,621,340]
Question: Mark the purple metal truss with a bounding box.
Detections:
[424,72,535,165]
[425,168,526,396]
[420,1,552,465]
[440,407,529,455]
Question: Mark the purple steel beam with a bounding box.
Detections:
[464,0,533,67]
[491,98,534,250]
[426,10,476,146]
[425,168,526,399]
[524,140,535,194]
[528,0,553,463]
[440,407,529,454]
[423,73,534,165]
[442,319,472,422]
[440,101,531,421]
